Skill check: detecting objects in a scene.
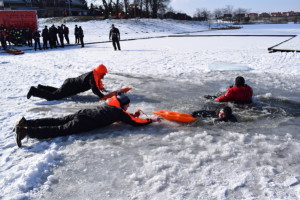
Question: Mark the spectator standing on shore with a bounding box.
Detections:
[63,25,70,44]
[42,26,49,49]
[78,26,84,48]
[74,25,79,44]
[58,26,64,48]
[33,30,42,51]
[109,24,121,51]
[49,25,57,49]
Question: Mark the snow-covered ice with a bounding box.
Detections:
[0,19,300,200]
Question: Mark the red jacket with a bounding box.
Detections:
[215,85,253,104]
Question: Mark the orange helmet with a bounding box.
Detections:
[94,64,108,74]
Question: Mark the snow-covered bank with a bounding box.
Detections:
[0,19,300,200]
[39,18,210,42]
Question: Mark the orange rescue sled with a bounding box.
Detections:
[153,110,197,123]
[101,88,132,100]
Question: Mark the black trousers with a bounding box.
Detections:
[43,38,48,49]
[27,113,100,139]
[79,36,84,47]
[31,81,78,100]
[27,39,32,47]
[59,36,64,47]
[64,34,69,44]
[75,34,79,43]
[112,38,120,50]
[34,38,41,50]
[1,39,7,50]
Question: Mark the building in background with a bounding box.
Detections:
[0,0,88,17]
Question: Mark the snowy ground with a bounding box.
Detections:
[0,19,300,200]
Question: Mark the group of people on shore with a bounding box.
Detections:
[34,24,77,50]
[0,24,33,50]
[1,23,121,51]
[14,64,253,148]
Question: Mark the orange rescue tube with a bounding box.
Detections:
[153,110,196,123]
[101,88,132,100]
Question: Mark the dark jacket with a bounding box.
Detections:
[192,110,237,123]
[33,31,41,40]
[42,28,49,39]
[109,27,120,40]
[78,28,84,38]
[62,71,104,98]
[76,104,152,127]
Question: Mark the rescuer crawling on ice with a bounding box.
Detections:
[14,94,162,147]
[27,64,110,101]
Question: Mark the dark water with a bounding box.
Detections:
[30,71,300,124]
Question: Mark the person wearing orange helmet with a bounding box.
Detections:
[14,94,161,147]
[27,64,109,100]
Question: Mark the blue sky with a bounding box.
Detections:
[170,0,300,16]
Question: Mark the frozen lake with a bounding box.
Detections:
[34,71,300,200]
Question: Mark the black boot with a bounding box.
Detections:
[16,126,28,148]
[27,86,56,100]
[27,86,35,99]
[13,117,27,132]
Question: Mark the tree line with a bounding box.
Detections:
[194,5,249,21]
[85,1,250,21]
[88,0,171,19]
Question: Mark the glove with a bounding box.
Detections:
[204,95,217,100]
[151,116,162,122]
[133,110,141,118]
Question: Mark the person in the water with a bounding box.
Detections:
[192,106,237,122]
[205,76,253,104]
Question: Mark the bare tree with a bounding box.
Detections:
[102,0,109,18]
[151,0,158,18]
[194,8,210,21]
[124,0,129,17]
[147,0,170,18]
[234,7,249,23]
[158,0,170,16]
[234,8,249,15]
[213,8,223,19]
[223,5,234,15]
[145,0,150,17]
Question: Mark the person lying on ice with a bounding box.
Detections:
[192,106,237,123]
[27,64,110,101]
[204,76,253,104]
[14,94,162,147]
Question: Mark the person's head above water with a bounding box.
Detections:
[218,106,233,120]
[235,76,245,87]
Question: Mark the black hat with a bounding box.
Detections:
[117,94,130,107]
[220,106,232,117]
[235,76,245,87]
